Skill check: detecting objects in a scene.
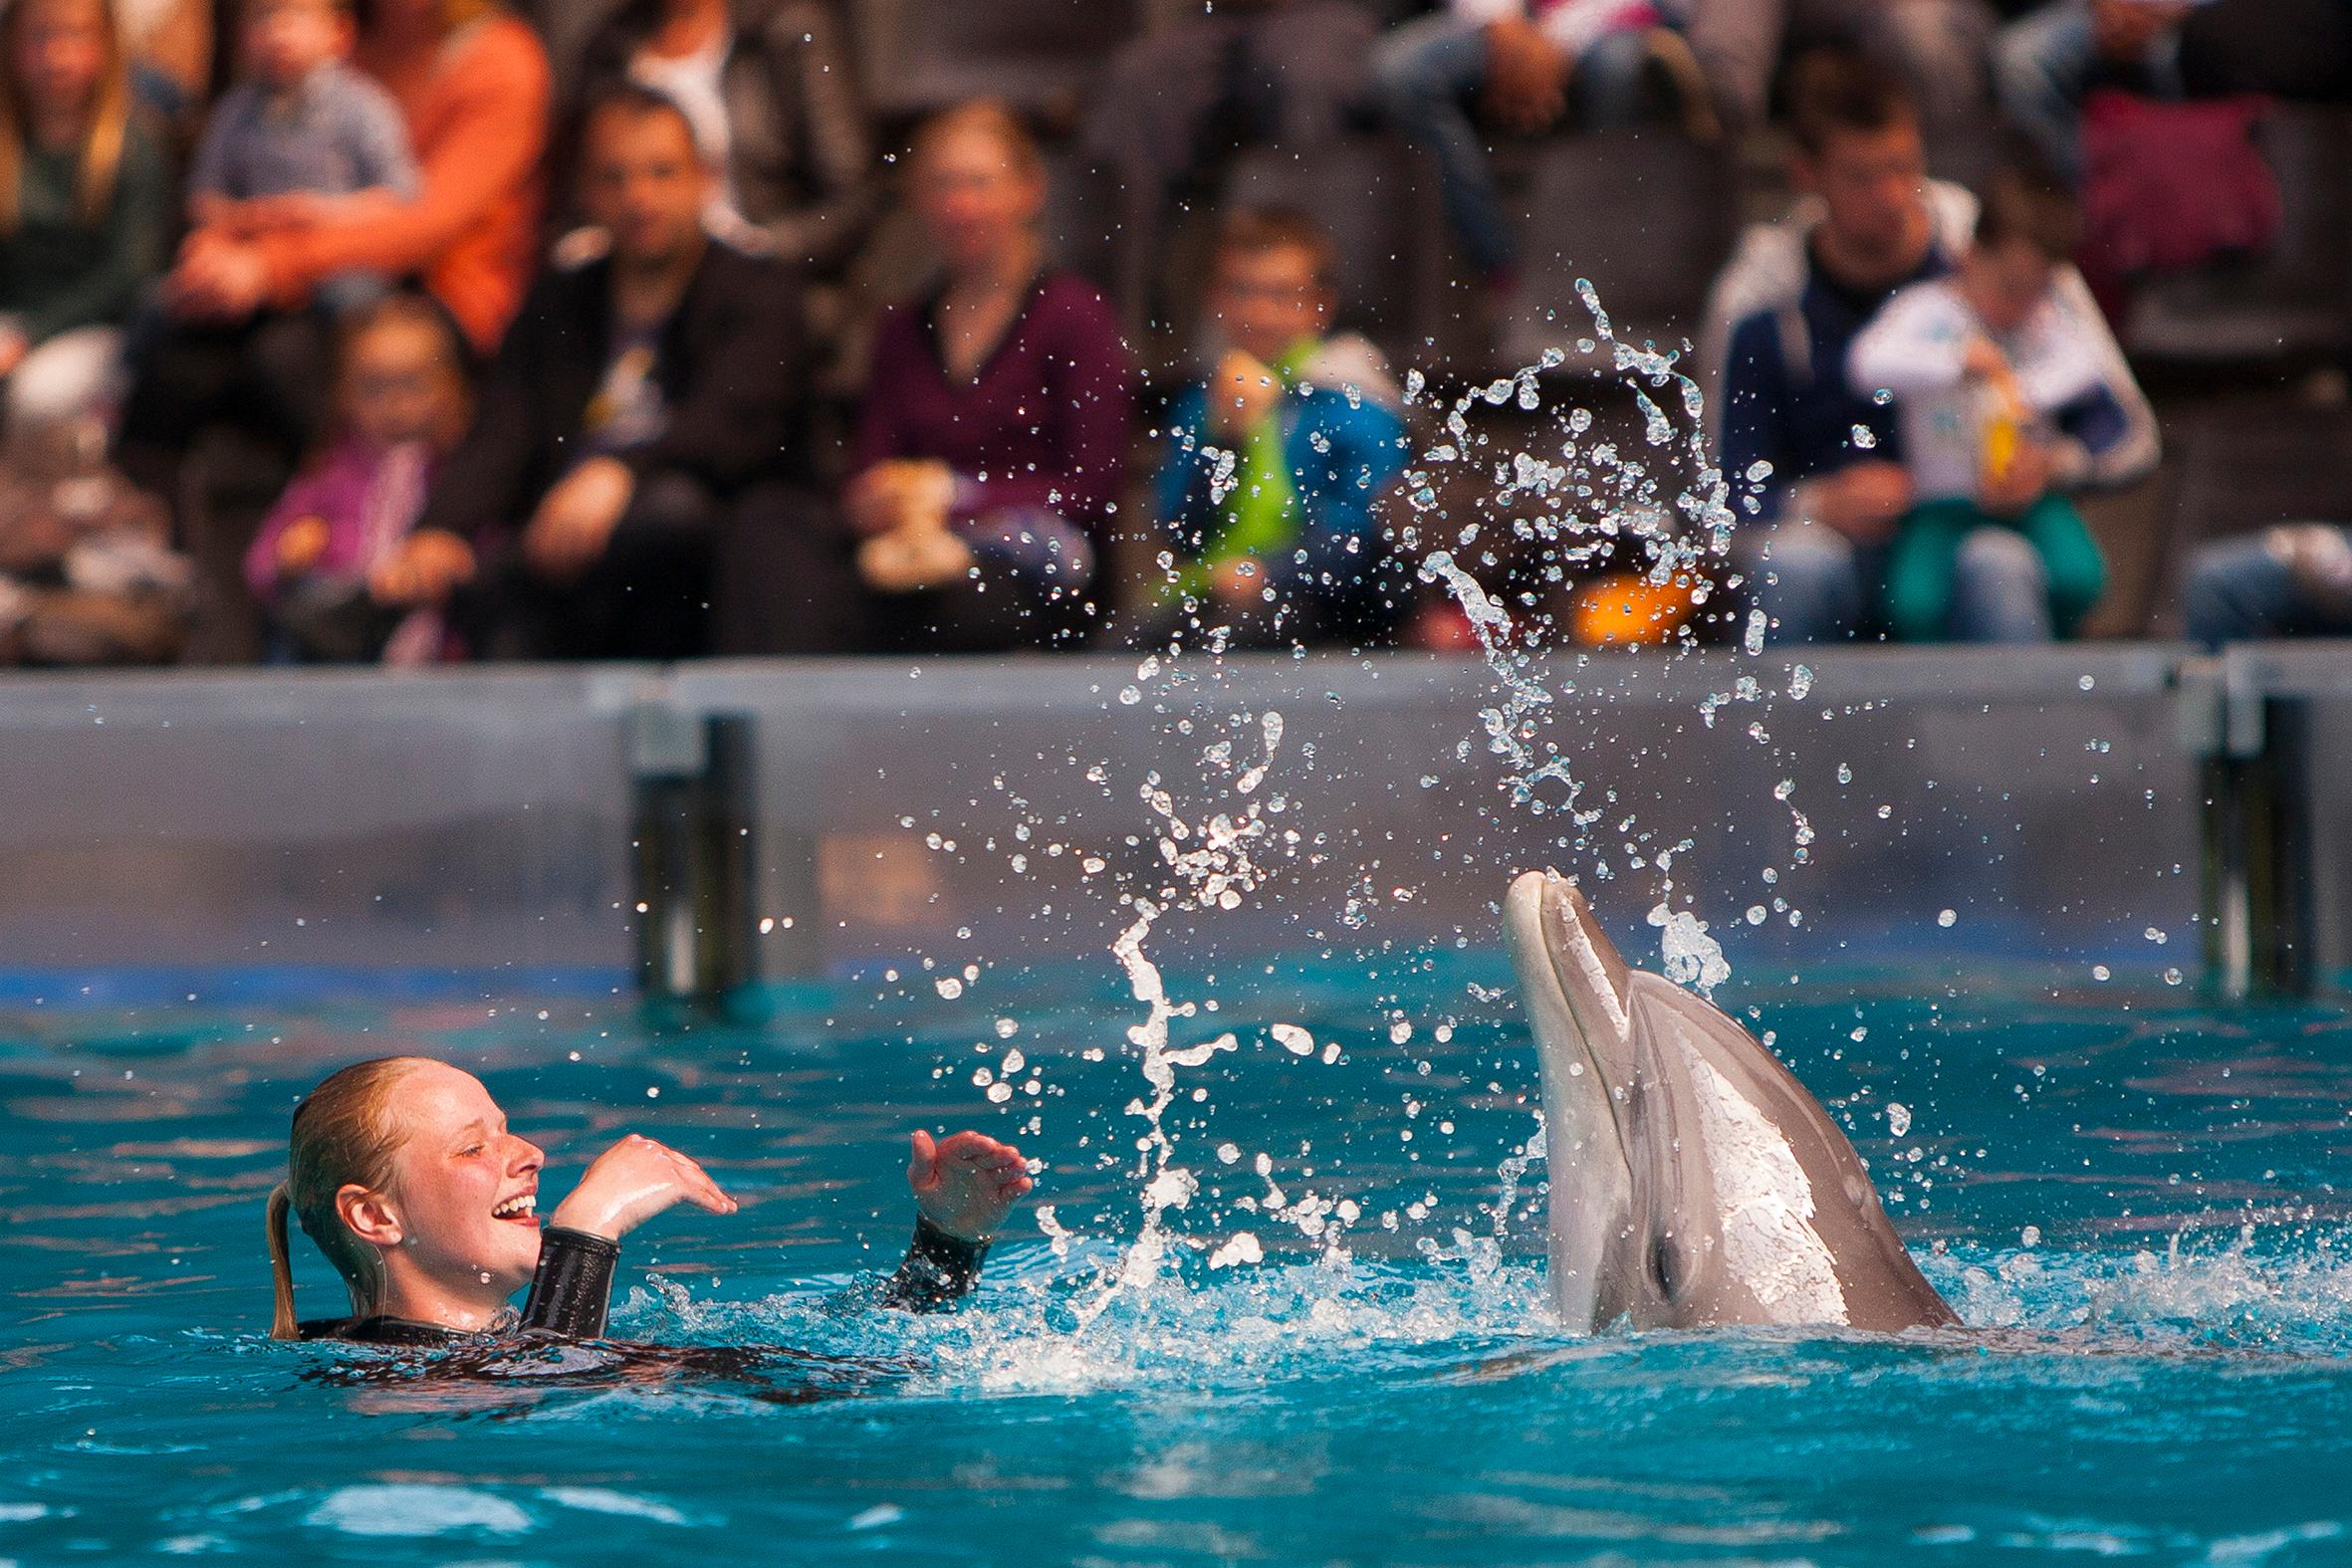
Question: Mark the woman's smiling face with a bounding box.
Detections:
[368,1062,547,1303]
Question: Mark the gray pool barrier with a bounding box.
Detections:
[0,645,2342,1002]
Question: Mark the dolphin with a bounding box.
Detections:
[1503,869,1959,1334]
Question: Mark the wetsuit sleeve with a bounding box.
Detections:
[872,1214,992,1312]
[518,1226,620,1338]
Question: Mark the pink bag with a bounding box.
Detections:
[2078,89,2282,315]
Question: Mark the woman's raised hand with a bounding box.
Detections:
[548,1134,738,1241]
[907,1129,1034,1242]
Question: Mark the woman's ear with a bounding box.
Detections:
[337,1182,404,1249]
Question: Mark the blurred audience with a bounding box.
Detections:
[1086,0,1383,330]
[118,0,548,491]
[396,86,826,661]
[0,413,190,665]
[0,0,169,439]
[1706,52,2004,643]
[185,0,418,316]
[1371,0,1712,293]
[0,0,2324,667]
[848,102,1133,653]
[243,292,469,662]
[1847,165,2154,641]
[558,0,875,276]
[1685,0,1992,153]
[1138,205,1409,650]
[1993,0,2187,186]
[2183,526,2352,646]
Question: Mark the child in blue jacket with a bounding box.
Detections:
[1143,207,1412,649]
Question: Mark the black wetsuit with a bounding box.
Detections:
[296,1216,991,1347]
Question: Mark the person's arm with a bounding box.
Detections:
[748,4,879,273]
[859,1129,1032,1314]
[870,1215,992,1311]
[1845,286,1969,402]
[623,258,805,491]
[850,305,919,474]
[516,1226,621,1337]
[244,466,336,595]
[248,25,549,312]
[1719,312,1797,525]
[953,286,1135,528]
[1263,395,1410,601]
[2037,267,2160,493]
[524,1134,737,1341]
[22,124,170,343]
[345,78,422,200]
[184,94,237,207]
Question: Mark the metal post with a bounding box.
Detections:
[628,704,758,1009]
[2181,652,2312,1001]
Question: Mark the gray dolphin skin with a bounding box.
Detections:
[1504,869,1959,1334]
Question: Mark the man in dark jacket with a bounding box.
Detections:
[391,83,836,659]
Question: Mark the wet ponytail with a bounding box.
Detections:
[268,1057,426,1334]
[266,1183,299,1339]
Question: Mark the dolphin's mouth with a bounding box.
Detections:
[1509,869,1642,1175]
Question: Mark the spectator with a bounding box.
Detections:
[0,415,191,666]
[184,0,419,317]
[559,0,875,277]
[1703,50,2128,643]
[2182,526,2352,646]
[1684,0,1993,154]
[849,102,1134,653]
[118,0,549,488]
[0,0,170,438]
[1993,0,2189,186]
[1847,167,2154,640]
[115,0,547,658]
[1371,1,1713,294]
[1085,0,1384,331]
[1139,206,1410,650]
[243,294,471,663]
[386,86,823,661]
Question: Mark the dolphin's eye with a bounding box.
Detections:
[1651,1236,1679,1298]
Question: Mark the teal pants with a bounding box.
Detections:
[1886,494,2108,642]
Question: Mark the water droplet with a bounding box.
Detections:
[1938,909,1957,928]
[935,977,964,1000]
[1271,1023,1315,1056]
[1849,423,1878,449]
[2163,967,2184,986]
[2078,674,2096,692]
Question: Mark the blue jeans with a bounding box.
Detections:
[2183,528,2352,645]
[1751,519,2058,644]
[1992,0,2186,184]
[1371,17,1658,276]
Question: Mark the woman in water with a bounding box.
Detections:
[267,1056,1033,1344]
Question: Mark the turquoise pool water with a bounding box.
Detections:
[2,957,2349,1565]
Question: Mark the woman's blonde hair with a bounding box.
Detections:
[0,0,132,234]
[266,1056,427,1339]
[908,99,1044,183]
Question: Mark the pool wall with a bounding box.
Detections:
[1,644,2271,998]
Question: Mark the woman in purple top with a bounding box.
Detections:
[847,101,1135,652]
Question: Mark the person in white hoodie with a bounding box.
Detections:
[1698,49,2156,643]
[1847,166,2148,640]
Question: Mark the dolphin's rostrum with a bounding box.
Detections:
[1504,869,1958,1334]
